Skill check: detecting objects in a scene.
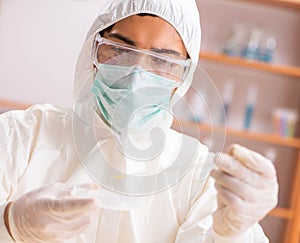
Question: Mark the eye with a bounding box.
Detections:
[108,47,138,66]
[111,46,126,56]
[151,57,172,68]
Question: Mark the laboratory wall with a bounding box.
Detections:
[0,0,105,107]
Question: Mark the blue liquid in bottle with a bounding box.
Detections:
[244,104,254,130]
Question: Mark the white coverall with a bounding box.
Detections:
[0,0,269,242]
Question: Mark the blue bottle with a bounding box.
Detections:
[243,86,257,130]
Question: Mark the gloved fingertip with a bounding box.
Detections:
[210,168,220,180]
[90,182,101,190]
[80,198,100,212]
[79,182,101,190]
[228,144,243,156]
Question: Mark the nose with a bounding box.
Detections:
[131,52,151,71]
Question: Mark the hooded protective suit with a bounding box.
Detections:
[0,0,269,242]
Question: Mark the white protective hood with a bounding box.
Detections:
[73,0,201,104]
[70,0,203,193]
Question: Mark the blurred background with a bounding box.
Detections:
[0,0,103,107]
[1,0,300,242]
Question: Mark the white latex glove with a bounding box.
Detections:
[211,144,278,237]
[7,183,100,243]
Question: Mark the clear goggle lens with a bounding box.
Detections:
[92,35,191,85]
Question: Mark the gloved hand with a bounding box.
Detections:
[6,183,100,243]
[211,144,278,237]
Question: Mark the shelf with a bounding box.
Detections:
[244,0,300,10]
[173,120,300,149]
[0,99,31,111]
[200,52,300,78]
[198,2,300,242]
[270,207,294,219]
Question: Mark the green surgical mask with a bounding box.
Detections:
[92,64,175,133]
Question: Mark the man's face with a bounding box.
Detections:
[100,15,188,94]
[102,14,188,62]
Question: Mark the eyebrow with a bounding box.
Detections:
[150,48,182,57]
[107,33,136,46]
[107,33,184,57]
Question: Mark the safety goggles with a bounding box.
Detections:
[92,34,191,86]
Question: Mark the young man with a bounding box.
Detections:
[0,0,278,242]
